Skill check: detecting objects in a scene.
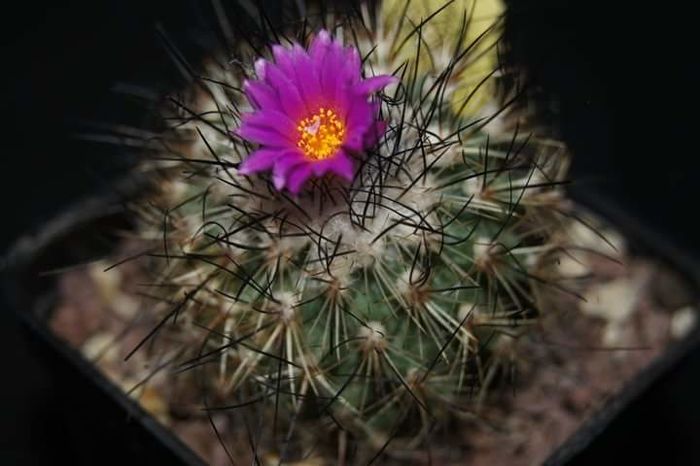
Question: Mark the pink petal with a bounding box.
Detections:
[287,164,314,194]
[237,123,294,147]
[354,75,398,95]
[343,131,365,152]
[363,120,388,147]
[342,46,362,85]
[292,48,323,111]
[242,110,297,138]
[306,151,353,181]
[346,100,374,131]
[329,152,355,181]
[309,154,342,177]
[244,80,280,111]
[272,153,305,190]
[254,58,266,79]
[272,45,295,75]
[309,30,332,61]
[320,41,344,99]
[264,63,307,118]
[239,148,282,175]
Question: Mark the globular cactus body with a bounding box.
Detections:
[128,0,568,461]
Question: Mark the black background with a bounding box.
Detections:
[1,1,699,464]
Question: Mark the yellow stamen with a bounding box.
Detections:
[296,108,345,160]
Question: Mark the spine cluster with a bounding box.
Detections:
[125,1,570,462]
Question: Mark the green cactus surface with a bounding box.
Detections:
[123,1,570,462]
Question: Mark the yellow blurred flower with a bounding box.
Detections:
[380,0,504,116]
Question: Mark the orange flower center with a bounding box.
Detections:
[296,108,345,160]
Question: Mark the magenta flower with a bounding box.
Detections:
[236,30,397,194]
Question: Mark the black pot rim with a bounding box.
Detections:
[543,186,700,465]
[3,174,206,466]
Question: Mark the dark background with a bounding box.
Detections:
[1,1,699,464]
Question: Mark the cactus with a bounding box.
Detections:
[123,0,570,462]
